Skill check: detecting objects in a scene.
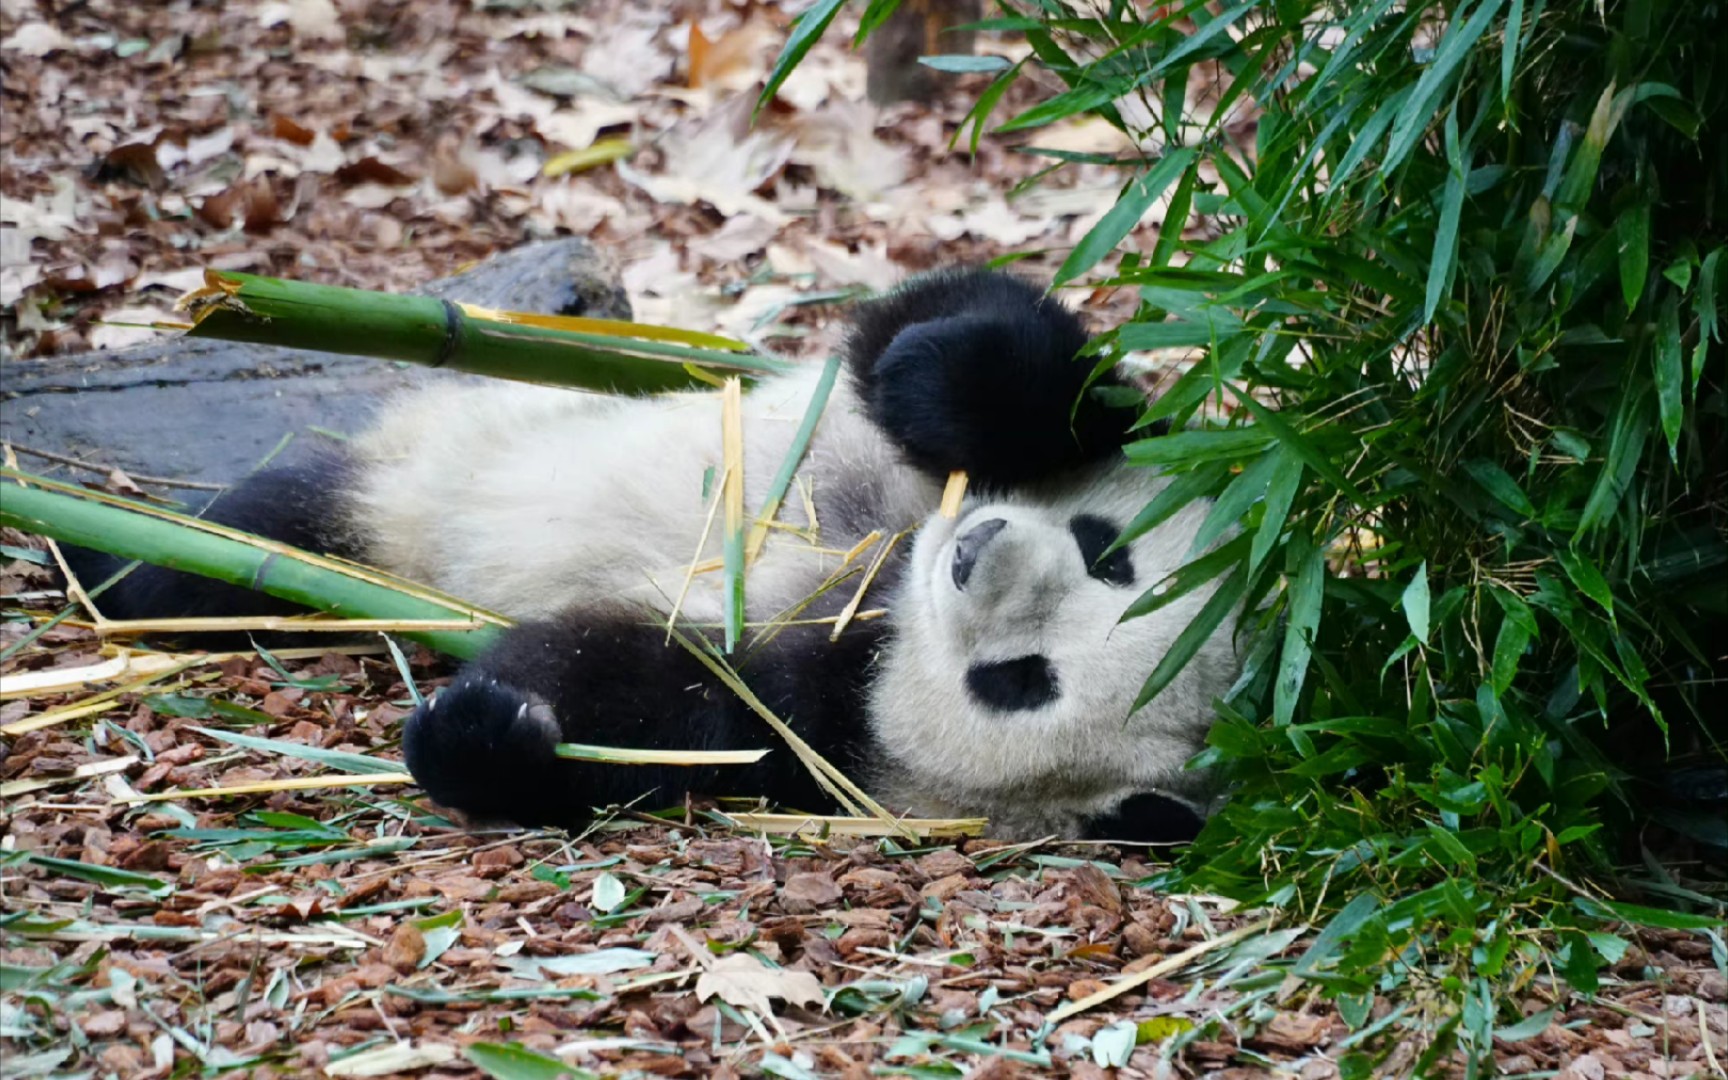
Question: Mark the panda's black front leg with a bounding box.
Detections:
[401,609,877,829]
[846,269,1142,489]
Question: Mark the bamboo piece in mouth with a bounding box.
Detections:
[939,470,968,519]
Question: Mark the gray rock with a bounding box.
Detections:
[0,237,631,490]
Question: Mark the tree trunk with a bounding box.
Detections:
[865,0,983,105]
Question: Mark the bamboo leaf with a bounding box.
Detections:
[1424,105,1467,323]
[191,726,403,775]
[855,0,907,44]
[747,355,840,563]
[918,55,1011,73]
[1501,0,1526,103]
[1492,616,1532,695]
[541,137,634,179]
[956,58,1025,155]
[1383,0,1505,177]
[1249,449,1303,581]
[465,1041,596,1080]
[1224,389,1372,509]
[1054,148,1197,286]
[1618,201,1650,310]
[1577,384,1651,535]
[1654,294,1684,464]
[1150,157,1200,268]
[1699,246,1722,345]
[1189,449,1277,555]
[1122,534,1251,623]
[1402,561,1431,644]
[1462,459,1537,517]
[1108,462,1232,554]
[758,0,848,115]
[1131,562,1247,712]
[1124,427,1274,466]
[1554,549,1615,619]
[25,854,172,898]
[1274,536,1324,726]
[996,82,1122,134]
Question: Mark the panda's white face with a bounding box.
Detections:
[867,466,1236,835]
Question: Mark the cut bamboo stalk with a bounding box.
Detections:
[718,811,987,838]
[1046,917,1279,1023]
[0,756,141,800]
[554,744,769,765]
[0,651,197,700]
[178,271,784,394]
[720,378,746,653]
[830,528,908,641]
[117,772,416,803]
[940,470,969,518]
[0,476,501,659]
[88,616,486,635]
[3,468,509,625]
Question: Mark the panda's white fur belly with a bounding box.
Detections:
[340,362,942,624]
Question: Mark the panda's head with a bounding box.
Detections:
[868,465,1235,832]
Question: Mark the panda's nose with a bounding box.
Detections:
[951,518,1007,589]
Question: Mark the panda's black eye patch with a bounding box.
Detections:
[1069,515,1134,587]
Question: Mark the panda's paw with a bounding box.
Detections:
[402,677,566,826]
[1081,792,1205,846]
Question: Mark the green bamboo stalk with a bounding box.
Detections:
[183,272,787,393]
[0,480,500,659]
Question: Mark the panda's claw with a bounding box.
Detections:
[402,676,566,826]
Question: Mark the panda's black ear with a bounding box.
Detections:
[843,268,1139,489]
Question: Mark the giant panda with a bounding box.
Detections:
[75,269,1239,842]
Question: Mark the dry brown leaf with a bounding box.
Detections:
[1,21,72,57]
[787,100,908,202]
[536,100,640,152]
[88,307,175,351]
[689,214,779,264]
[260,0,343,44]
[800,238,899,292]
[1,175,83,245]
[686,17,775,94]
[694,952,825,1017]
[621,96,793,222]
[581,16,672,98]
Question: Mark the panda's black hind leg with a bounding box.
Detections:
[59,452,360,630]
